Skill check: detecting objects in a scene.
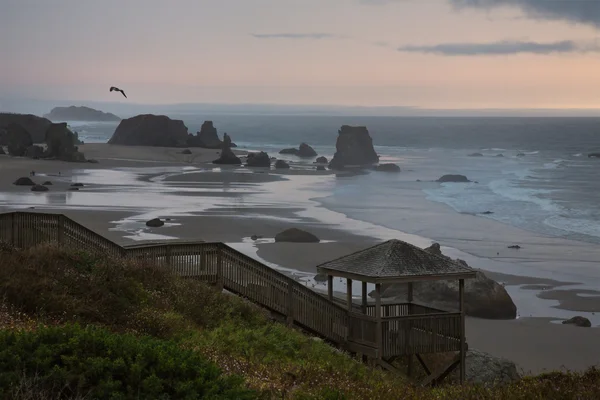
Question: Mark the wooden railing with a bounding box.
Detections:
[0,211,462,359]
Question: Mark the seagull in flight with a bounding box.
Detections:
[109,86,127,98]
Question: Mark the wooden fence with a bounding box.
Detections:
[0,211,462,360]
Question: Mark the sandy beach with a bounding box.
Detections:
[1,143,599,375]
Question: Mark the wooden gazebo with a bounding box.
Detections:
[316,239,476,385]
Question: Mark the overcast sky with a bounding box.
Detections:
[1,0,599,109]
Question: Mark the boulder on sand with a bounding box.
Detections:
[329,125,378,170]
[437,174,471,183]
[146,218,164,228]
[13,177,36,186]
[315,156,328,164]
[108,114,189,147]
[275,228,320,243]
[246,151,271,167]
[212,133,241,165]
[455,349,521,385]
[376,243,517,319]
[562,316,591,327]
[6,123,33,156]
[274,159,290,169]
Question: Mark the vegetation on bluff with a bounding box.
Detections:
[0,243,598,399]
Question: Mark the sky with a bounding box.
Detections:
[1,0,600,110]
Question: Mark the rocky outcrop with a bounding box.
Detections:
[456,349,521,386]
[13,177,36,186]
[329,126,378,170]
[275,228,320,243]
[146,218,164,228]
[108,114,189,147]
[437,174,471,183]
[6,123,33,156]
[25,145,44,159]
[279,143,318,157]
[0,113,52,143]
[45,123,86,162]
[246,152,271,168]
[274,160,290,169]
[212,133,241,165]
[315,156,328,164]
[44,106,120,122]
[374,163,400,172]
[378,243,517,319]
[187,121,222,149]
[562,316,591,327]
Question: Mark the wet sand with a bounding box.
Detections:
[1,143,599,374]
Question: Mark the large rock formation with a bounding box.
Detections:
[212,133,241,165]
[5,123,33,156]
[246,152,271,168]
[45,123,86,162]
[329,126,378,170]
[437,174,471,183]
[377,243,517,319]
[108,114,189,147]
[0,113,52,143]
[275,228,320,243]
[188,121,222,148]
[44,106,121,122]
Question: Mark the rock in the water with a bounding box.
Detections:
[69,187,79,191]
[279,148,299,155]
[31,184,49,192]
[87,159,99,164]
[71,183,84,187]
[181,149,192,155]
[25,145,44,158]
[274,159,290,169]
[108,114,189,147]
[589,153,600,158]
[42,181,52,185]
[45,123,86,162]
[316,166,326,171]
[146,218,164,228]
[213,133,241,165]
[44,106,120,122]
[378,243,517,319]
[315,156,328,164]
[13,177,36,186]
[456,349,522,386]
[496,154,504,157]
[246,152,271,167]
[188,121,222,148]
[298,143,317,157]
[516,153,526,157]
[507,245,521,249]
[0,113,52,144]
[437,174,471,183]
[562,316,591,327]
[329,125,378,170]
[481,211,494,215]
[374,163,401,172]
[468,153,483,157]
[275,228,320,243]
[6,123,33,156]
[250,235,263,241]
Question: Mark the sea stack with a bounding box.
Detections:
[328,125,378,170]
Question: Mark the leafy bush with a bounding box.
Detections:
[0,324,255,399]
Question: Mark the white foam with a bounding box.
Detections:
[488,179,559,212]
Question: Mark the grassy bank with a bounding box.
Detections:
[0,243,598,399]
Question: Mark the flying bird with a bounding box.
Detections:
[109,86,127,98]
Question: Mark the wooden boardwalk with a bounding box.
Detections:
[0,211,464,380]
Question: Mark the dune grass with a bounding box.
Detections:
[0,243,598,399]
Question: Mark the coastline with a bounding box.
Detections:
[1,143,599,375]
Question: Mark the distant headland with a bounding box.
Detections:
[44,106,121,122]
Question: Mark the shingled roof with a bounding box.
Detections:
[316,239,476,283]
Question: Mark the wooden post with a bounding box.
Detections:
[327,274,333,301]
[361,281,367,314]
[286,280,294,326]
[346,278,353,311]
[216,246,224,290]
[165,246,172,268]
[375,283,382,362]
[459,278,466,384]
[57,215,63,245]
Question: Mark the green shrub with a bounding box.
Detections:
[0,324,255,400]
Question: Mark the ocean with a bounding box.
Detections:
[68,115,600,245]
